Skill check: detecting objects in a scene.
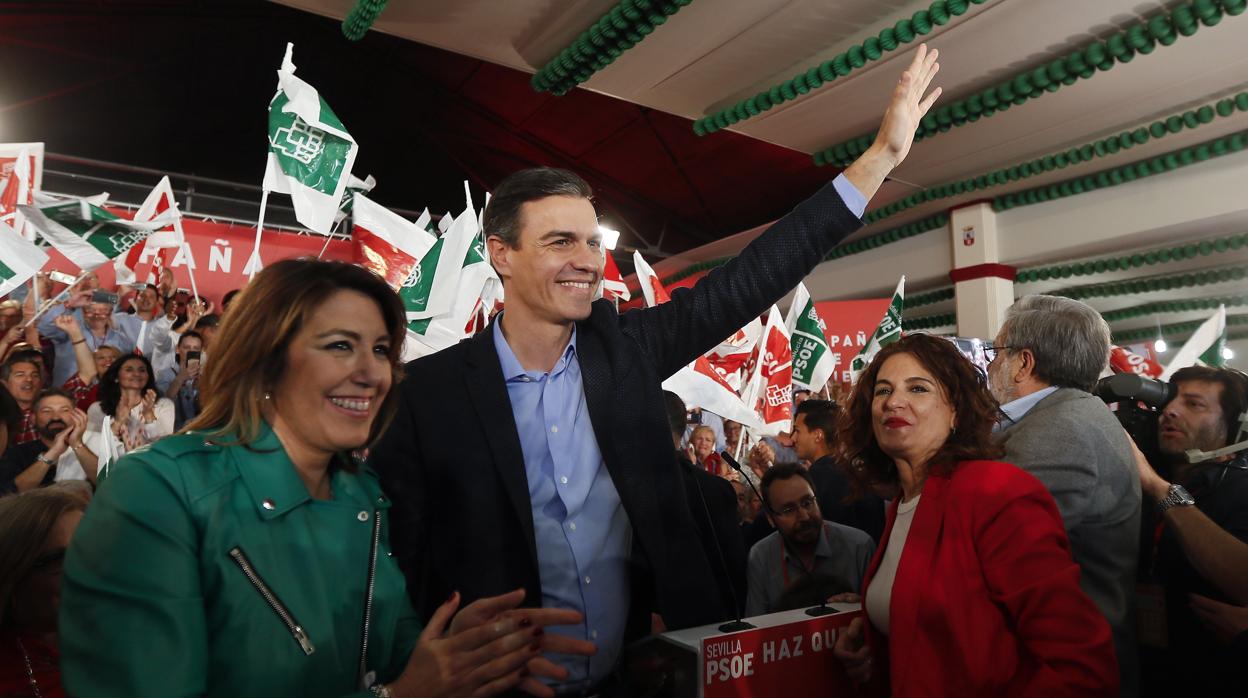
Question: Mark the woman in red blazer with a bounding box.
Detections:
[831,333,1118,696]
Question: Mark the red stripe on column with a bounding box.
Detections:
[949,263,1016,283]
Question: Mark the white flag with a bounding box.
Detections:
[850,276,905,383]
[1160,305,1227,380]
[0,220,48,297]
[262,43,358,234]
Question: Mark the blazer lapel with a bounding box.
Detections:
[463,326,540,573]
[888,474,949,697]
[575,321,642,516]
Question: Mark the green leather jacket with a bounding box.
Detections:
[59,424,420,697]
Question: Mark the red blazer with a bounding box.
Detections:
[861,460,1118,697]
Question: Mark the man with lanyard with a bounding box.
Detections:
[744,463,874,616]
[1134,366,1248,696]
[38,295,134,389]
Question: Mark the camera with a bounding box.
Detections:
[1094,373,1175,467]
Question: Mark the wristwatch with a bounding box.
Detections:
[368,684,392,698]
[1157,483,1196,513]
[36,453,57,467]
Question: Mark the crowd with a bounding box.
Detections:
[0,44,1244,698]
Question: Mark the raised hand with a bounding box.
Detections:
[872,44,941,169]
[54,312,83,339]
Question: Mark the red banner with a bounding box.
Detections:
[35,218,352,304]
[1110,344,1163,378]
[702,610,861,697]
[814,298,892,384]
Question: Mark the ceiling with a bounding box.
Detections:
[5,0,1246,354]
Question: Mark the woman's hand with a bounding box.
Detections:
[389,590,592,698]
[832,616,873,684]
[140,389,158,423]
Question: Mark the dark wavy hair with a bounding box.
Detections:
[98,354,159,417]
[836,333,1004,491]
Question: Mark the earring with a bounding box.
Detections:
[263,392,272,401]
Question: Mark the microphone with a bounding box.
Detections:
[687,464,754,633]
[721,451,836,618]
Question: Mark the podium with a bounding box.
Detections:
[620,603,862,697]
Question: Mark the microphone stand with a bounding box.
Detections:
[720,451,836,618]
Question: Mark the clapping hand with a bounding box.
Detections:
[387,589,592,698]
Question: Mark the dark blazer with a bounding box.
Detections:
[371,179,862,639]
[808,454,885,543]
[678,455,748,617]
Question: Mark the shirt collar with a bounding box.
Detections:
[999,385,1059,427]
[492,313,578,382]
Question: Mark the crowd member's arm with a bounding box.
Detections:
[165,357,200,400]
[54,313,98,385]
[1130,438,1248,604]
[0,324,22,362]
[174,298,210,335]
[36,290,90,342]
[977,474,1118,697]
[67,408,98,484]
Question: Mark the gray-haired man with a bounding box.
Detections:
[988,294,1141,696]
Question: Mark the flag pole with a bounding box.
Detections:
[247,189,270,281]
[22,270,90,328]
[317,215,345,260]
[183,243,201,301]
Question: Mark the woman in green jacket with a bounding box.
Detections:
[59,260,587,697]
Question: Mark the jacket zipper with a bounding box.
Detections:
[228,546,316,656]
[357,510,382,690]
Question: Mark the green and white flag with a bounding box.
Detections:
[849,276,905,382]
[335,173,376,225]
[0,220,48,297]
[19,198,174,272]
[263,43,358,235]
[1160,305,1227,380]
[786,282,835,391]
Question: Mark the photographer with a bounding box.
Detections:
[1132,366,1248,696]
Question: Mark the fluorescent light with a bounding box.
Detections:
[1224,346,1235,360]
[598,225,620,250]
[1155,338,1168,353]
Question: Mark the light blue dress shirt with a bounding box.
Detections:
[493,320,632,691]
[831,173,868,219]
[997,385,1060,430]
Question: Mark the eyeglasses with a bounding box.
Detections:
[984,345,1015,363]
[772,495,818,518]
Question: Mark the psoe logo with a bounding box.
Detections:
[962,226,975,247]
[272,118,326,166]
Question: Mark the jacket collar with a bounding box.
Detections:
[230,422,384,520]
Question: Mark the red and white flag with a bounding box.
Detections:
[705,317,762,392]
[600,253,630,303]
[351,193,436,291]
[115,176,186,285]
[741,305,793,436]
[633,251,761,429]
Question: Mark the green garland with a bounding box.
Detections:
[994,130,1248,213]
[530,0,694,96]
[908,286,956,309]
[693,0,991,137]
[814,0,1247,168]
[1055,264,1247,300]
[907,311,957,330]
[862,90,1248,225]
[342,0,389,41]
[1113,314,1248,342]
[1017,232,1247,283]
[1099,294,1248,323]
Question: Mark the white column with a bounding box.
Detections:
[950,202,1014,340]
